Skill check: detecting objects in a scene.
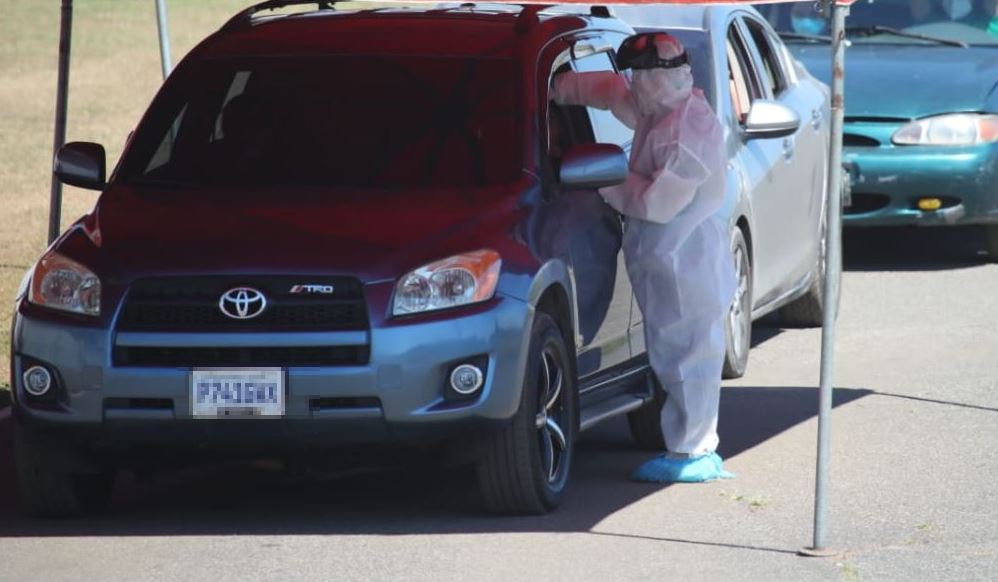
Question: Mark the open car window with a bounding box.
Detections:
[571,51,635,148]
[744,19,789,98]
[727,24,760,125]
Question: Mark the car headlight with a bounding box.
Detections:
[28,251,101,316]
[393,250,501,316]
[892,113,998,146]
[15,265,34,301]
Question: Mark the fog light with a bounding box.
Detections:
[450,364,484,395]
[23,366,52,397]
[918,197,943,211]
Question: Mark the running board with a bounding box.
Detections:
[579,394,648,432]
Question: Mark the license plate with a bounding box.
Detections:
[191,368,284,418]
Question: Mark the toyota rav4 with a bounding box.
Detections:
[10,1,678,516]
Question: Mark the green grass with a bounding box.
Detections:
[0,0,258,386]
[1,1,413,388]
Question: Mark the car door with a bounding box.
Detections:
[536,44,634,379]
[741,15,826,287]
[726,17,792,306]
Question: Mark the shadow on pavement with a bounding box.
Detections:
[872,390,998,413]
[0,386,872,538]
[844,226,992,272]
[749,325,784,350]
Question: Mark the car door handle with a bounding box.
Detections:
[783,137,795,160]
[811,109,823,130]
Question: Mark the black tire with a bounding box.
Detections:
[781,211,838,328]
[723,228,752,380]
[14,422,115,518]
[477,312,578,515]
[627,373,666,450]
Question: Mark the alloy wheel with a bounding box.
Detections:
[535,345,568,485]
[729,242,751,363]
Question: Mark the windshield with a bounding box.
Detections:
[120,55,522,189]
[757,0,998,46]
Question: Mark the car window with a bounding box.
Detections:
[120,56,522,189]
[758,0,998,47]
[548,62,597,175]
[727,24,760,125]
[744,19,788,97]
[571,51,635,147]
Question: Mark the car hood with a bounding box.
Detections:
[791,43,998,118]
[86,183,525,283]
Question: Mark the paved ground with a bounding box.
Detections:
[1,228,997,582]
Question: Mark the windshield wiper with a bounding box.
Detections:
[845,25,968,48]
[778,32,833,44]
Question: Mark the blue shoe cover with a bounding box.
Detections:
[631,451,734,483]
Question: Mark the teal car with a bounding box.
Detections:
[756,0,998,245]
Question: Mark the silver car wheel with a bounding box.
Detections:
[535,347,567,484]
[729,242,751,363]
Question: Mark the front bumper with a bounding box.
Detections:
[842,123,998,227]
[10,293,533,450]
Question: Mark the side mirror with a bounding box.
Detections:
[744,100,801,140]
[54,142,106,190]
[559,143,628,190]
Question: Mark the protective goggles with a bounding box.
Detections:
[616,33,689,71]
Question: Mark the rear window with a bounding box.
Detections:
[121,55,523,189]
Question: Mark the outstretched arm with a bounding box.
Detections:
[550,71,638,130]
[600,99,724,223]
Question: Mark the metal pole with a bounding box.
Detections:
[48,0,73,245]
[801,0,847,558]
[155,0,172,79]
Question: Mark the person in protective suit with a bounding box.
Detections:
[551,32,736,483]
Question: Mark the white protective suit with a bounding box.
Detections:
[552,35,735,456]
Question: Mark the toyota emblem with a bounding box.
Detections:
[219,287,267,320]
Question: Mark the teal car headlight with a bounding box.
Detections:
[892,113,998,146]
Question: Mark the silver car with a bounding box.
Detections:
[612,4,834,378]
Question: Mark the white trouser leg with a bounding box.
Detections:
[625,217,733,457]
[653,314,726,456]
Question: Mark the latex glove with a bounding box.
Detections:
[599,171,652,218]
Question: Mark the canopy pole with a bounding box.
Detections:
[48,0,74,245]
[801,0,847,558]
[155,0,172,79]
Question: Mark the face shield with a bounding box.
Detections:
[616,32,690,72]
[617,32,694,116]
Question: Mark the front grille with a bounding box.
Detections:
[843,133,881,147]
[846,193,891,215]
[114,345,370,367]
[118,276,368,332]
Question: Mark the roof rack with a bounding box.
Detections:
[590,6,610,18]
[221,0,337,31]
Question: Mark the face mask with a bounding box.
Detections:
[942,0,972,20]
[791,15,826,36]
[631,66,694,116]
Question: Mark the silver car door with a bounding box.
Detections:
[742,16,826,285]
[726,19,788,305]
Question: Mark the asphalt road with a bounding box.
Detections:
[1,227,997,582]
